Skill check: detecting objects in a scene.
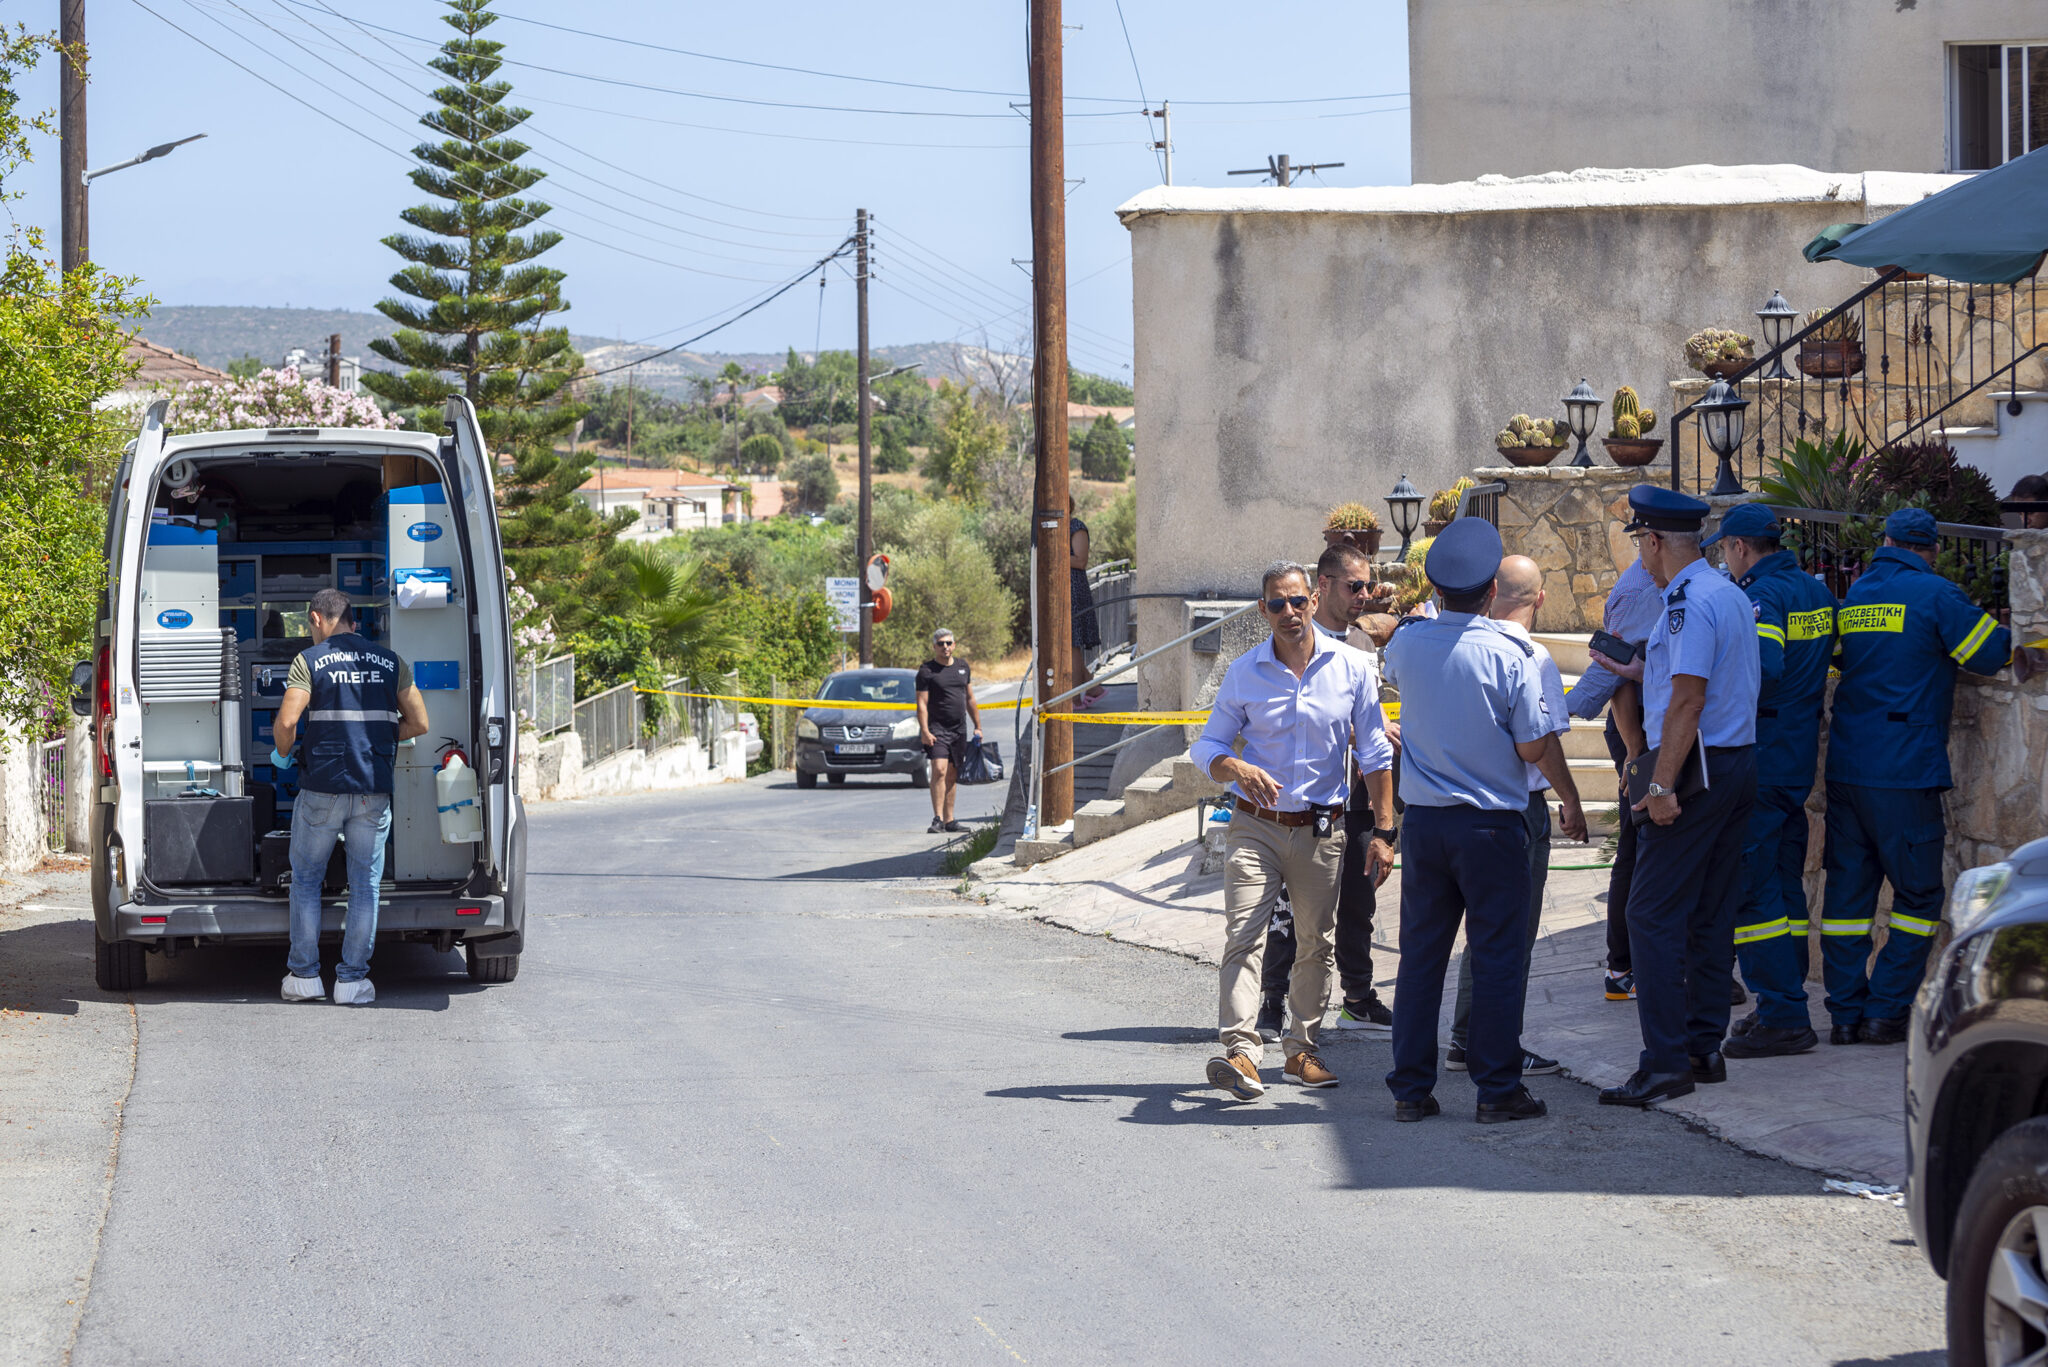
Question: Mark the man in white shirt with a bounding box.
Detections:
[1446,556,1587,1074]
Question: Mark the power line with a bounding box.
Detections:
[583,241,855,379]
[1111,0,1163,182]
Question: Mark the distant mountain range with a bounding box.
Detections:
[137,306,1034,399]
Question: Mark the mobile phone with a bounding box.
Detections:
[1589,629,1639,666]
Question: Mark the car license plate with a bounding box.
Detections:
[833,743,878,755]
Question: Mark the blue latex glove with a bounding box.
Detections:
[269,747,295,770]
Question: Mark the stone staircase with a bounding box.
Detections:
[1936,389,2048,496]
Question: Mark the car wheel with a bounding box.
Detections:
[827,773,846,786]
[94,928,147,992]
[909,762,929,789]
[795,769,818,789]
[1948,1115,2048,1367]
[465,943,520,984]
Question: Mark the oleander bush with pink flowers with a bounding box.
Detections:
[164,366,401,432]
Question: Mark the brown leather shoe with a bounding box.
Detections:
[1206,1052,1265,1100]
[1284,1052,1339,1088]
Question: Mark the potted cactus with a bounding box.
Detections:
[1685,328,1755,381]
[1322,501,1383,557]
[1600,385,1664,467]
[1795,306,1865,378]
[1423,477,1474,537]
[1494,413,1569,468]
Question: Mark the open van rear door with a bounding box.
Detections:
[106,401,170,877]
[440,398,515,886]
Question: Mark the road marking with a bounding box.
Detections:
[974,1316,1027,1363]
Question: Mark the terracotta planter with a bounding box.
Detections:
[1796,340,1865,379]
[1497,443,1563,468]
[1321,526,1382,557]
[1422,519,1450,538]
[1699,359,1750,382]
[1602,437,1665,467]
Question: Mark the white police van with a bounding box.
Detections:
[75,398,526,990]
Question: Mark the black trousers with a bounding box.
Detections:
[1625,744,1757,1074]
[1603,716,1635,975]
[1260,793,1378,1003]
[1386,803,1533,1105]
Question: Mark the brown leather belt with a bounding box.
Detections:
[1233,798,1341,827]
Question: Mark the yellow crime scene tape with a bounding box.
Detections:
[634,690,1403,725]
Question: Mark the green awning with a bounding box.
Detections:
[1805,145,2048,285]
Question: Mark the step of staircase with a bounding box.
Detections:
[1532,631,1593,677]
[1013,820,1074,869]
[1014,752,1228,867]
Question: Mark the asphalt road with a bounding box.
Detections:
[61,768,1945,1366]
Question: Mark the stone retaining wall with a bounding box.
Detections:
[1483,465,1642,633]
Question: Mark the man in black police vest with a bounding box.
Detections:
[271,588,430,1005]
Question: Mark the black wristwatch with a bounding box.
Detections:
[1372,826,1399,843]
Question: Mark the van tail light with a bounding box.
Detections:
[95,644,113,779]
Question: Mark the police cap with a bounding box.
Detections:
[1624,485,1711,534]
[1424,517,1505,596]
[1702,501,1781,548]
[1885,507,1939,546]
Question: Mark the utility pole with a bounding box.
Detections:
[59,0,86,272]
[1030,0,1074,827]
[1228,153,1345,187]
[1149,102,1172,186]
[326,333,341,388]
[856,208,874,666]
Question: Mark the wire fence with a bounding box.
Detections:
[516,653,576,737]
[1084,559,1136,674]
[574,680,639,765]
[37,736,65,854]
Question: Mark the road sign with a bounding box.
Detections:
[825,576,859,633]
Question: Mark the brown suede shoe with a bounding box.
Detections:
[1205,1052,1265,1100]
[1284,1052,1339,1089]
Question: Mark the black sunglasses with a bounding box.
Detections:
[1263,595,1311,613]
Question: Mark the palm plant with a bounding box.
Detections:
[618,542,735,684]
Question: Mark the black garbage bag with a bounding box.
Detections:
[959,738,1004,785]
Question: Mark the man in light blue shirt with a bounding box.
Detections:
[1588,486,1760,1109]
[1191,561,1394,1101]
[1382,520,1570,1126]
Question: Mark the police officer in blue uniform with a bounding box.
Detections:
[1382,518,1572,1124]
[1588,487,1760,1107]
[1820,508,2010,1044]
[1707,504,1837,1058]
[270,588,430,1005]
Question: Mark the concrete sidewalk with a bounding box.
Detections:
[975,812,1908,1186]
[0,858,135,1367]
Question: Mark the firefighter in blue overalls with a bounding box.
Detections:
[1820,507,2010,1045]
[270,587,430,1006]
[1707,504,1836,1059]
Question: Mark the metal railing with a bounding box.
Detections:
[37,737,65,853]
[642,676,728,754]
[574,680,639,765]
[1766,504,2008,611]
[1083,558,1136,674]
[1456,481,1506,526]
[516,653,576,736]
[1669,271,2045,497]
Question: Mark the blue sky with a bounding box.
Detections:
[17,0,1409,376]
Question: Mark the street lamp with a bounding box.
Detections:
[85,133,207,183]
[1386,473,1423,561]
[1697,378,1752,497]
[1563,379,1602,468]
[68,133,206,273]
[1756,289,1796,380]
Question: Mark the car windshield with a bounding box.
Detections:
[821,673,911,704]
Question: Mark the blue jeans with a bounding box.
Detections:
[288,790,392,982]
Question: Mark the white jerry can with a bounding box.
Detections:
[435,751,483,844]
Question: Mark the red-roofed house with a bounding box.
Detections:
[576,466,763,540]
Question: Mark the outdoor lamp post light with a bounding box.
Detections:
[1698,377,1752,496]
[1563,379,1601,467]
[1386,473,1423,561]
[1756,289,1796,380]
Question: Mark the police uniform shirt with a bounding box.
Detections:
[1489,618,1569,793]
[1382,612,1549,811]
[1567,557,1660,720]
[1738,549,1836,787]
[1642,558,1761,747]
[1828,546,2011,790]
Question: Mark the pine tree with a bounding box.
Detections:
[362,0,581,448]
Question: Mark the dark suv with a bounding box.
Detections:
[793,669,929,788]
[1908,836,2048,1367]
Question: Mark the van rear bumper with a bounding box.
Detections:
[113,891,512,945]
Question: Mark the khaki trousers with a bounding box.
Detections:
[1219,814,1346,1064]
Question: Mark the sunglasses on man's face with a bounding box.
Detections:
[1263,595,1311,613]
[935,639,955,649]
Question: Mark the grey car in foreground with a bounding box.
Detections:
[1908,835,2048,1367]
[793,669,928,788]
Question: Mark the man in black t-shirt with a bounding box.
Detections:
[914,627,982,834]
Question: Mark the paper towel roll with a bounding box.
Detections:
[395,577,450,610]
